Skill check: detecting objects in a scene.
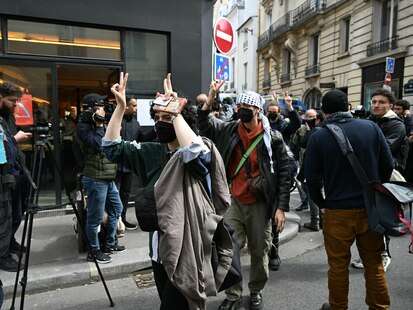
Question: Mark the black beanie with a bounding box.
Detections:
[321,89,348,114]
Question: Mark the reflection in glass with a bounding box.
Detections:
[7,20,121,60]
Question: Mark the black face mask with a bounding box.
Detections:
[238,108,254,123]
[268,112,279,122]
[305,118,316,129]
[155,121,176,143]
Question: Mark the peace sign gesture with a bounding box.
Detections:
[207,80,225,107]
[163,73,177,99]
[111,72,129,108]
[271,91,279,104]
[284,91,293,111]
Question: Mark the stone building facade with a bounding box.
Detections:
[257,0,413,109]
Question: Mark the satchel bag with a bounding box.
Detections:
[326,124,413,252]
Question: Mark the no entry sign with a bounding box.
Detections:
[214,17,234,54]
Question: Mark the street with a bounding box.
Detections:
[4,207,413,310]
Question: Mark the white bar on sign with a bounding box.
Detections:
[216,30,232,42]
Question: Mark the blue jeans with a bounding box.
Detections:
[82,176,123,251]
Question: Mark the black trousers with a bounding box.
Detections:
[152,261,189,310]
[116,172,133,220]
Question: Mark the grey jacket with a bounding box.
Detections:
[154,139,232,310]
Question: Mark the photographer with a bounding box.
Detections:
[0,82,25,272]
[76,93,124,264]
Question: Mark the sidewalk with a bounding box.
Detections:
[1,204,302,298]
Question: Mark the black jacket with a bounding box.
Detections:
[269,110,301,144]
[369,111,407,170]
[198,110,291,218]
[305,112,394,210]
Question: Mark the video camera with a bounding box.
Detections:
[79,93,114,124]
[351,105,370,119]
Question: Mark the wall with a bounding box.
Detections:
[0,0,214,99]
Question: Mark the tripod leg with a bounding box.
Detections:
[19,211,34,310]
[70,195,115,307]
[10,210,30,310]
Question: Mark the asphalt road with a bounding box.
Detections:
[4,230,412,310]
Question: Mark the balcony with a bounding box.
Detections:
[366,36,399,57]
[305,64,320,77]
[258,0,326,50]
[290,0,326,27]
[280,73,291,84]
[262,78,271,89]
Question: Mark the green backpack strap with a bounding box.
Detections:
[231,133,264,181]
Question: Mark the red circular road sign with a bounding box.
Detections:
[214,17,234,54]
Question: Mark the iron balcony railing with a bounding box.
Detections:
[280,73,291,83]
[257,0,326,50]
[305,63,320,76]
[366,36,399,57]
[262,78,271,89]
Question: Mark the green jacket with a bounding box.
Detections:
[76,123,117,180]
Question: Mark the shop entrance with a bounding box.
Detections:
[0,59,120,207]
[57,64,119,203]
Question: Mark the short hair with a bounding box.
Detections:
[266,103,280,112]
[371,88,395,105]
[394,99,410,111]
[126,95,136,105]
[0,82,22,98]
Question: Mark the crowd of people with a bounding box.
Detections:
[0,70,412,310]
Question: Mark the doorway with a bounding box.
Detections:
[57,64,119,201]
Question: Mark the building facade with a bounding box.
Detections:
[214,0,260,93]
[0,0,214,205]
[257,0,413,109]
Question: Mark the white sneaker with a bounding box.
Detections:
[351,258,364,269]
[382,254,391,272]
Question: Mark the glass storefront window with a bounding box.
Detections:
[124,31,168,93]
[0,63,57,206]
[7,20,121,60]
[364,80,400,111]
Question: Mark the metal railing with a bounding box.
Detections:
[305,63,320,76]
[258,0,326,50]
[262,78,271,89]
[280,73,291,83]
[366,36,399,57]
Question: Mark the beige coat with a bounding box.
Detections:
[154,138,232,310]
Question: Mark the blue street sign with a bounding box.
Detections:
[386,57,395,74]
[215,53,230,81]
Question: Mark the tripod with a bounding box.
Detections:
[10,138,114,309]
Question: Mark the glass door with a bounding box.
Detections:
[0,60,58,206]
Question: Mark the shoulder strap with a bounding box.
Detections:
[232,133,264,179]
[325,124,370,187]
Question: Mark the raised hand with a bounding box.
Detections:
[154,73,187,115]
[111,72,129,109]
[284,91,293,111]
[207,80,224,107]
[163,73,177,98]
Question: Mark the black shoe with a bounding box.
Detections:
[102,244,126,254]
[295,203,309,211]
[269,254,281,271]
[10,239,26,254]
[250,292,263,310]
[320,303,331,310]
[0,255,19,272]
[123,219,138,231]
[303,222,320,232]
[87,250,112,264]
[218,298,242,310]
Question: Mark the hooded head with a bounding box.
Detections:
[321,89,349,115]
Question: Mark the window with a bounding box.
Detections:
[266,13,272,29]
[309,33,319,66]
[282,49,291,74]
[264,58,270,81]
[340,18,351,53]
[7,20,121,60]
[372,0,398,42]
[124,31,168,94]
[243,62,248,90]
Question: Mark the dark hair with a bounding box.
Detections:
[150,98,198,134]
[394,99,410,111]
[126,95,136,105]
[0,82,22,98]
[371,88,395,104]
[316,110,325,122]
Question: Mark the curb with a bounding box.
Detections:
[4,214,301,297]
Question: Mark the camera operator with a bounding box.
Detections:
[0,82,28,272]
[76,93,125,264]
